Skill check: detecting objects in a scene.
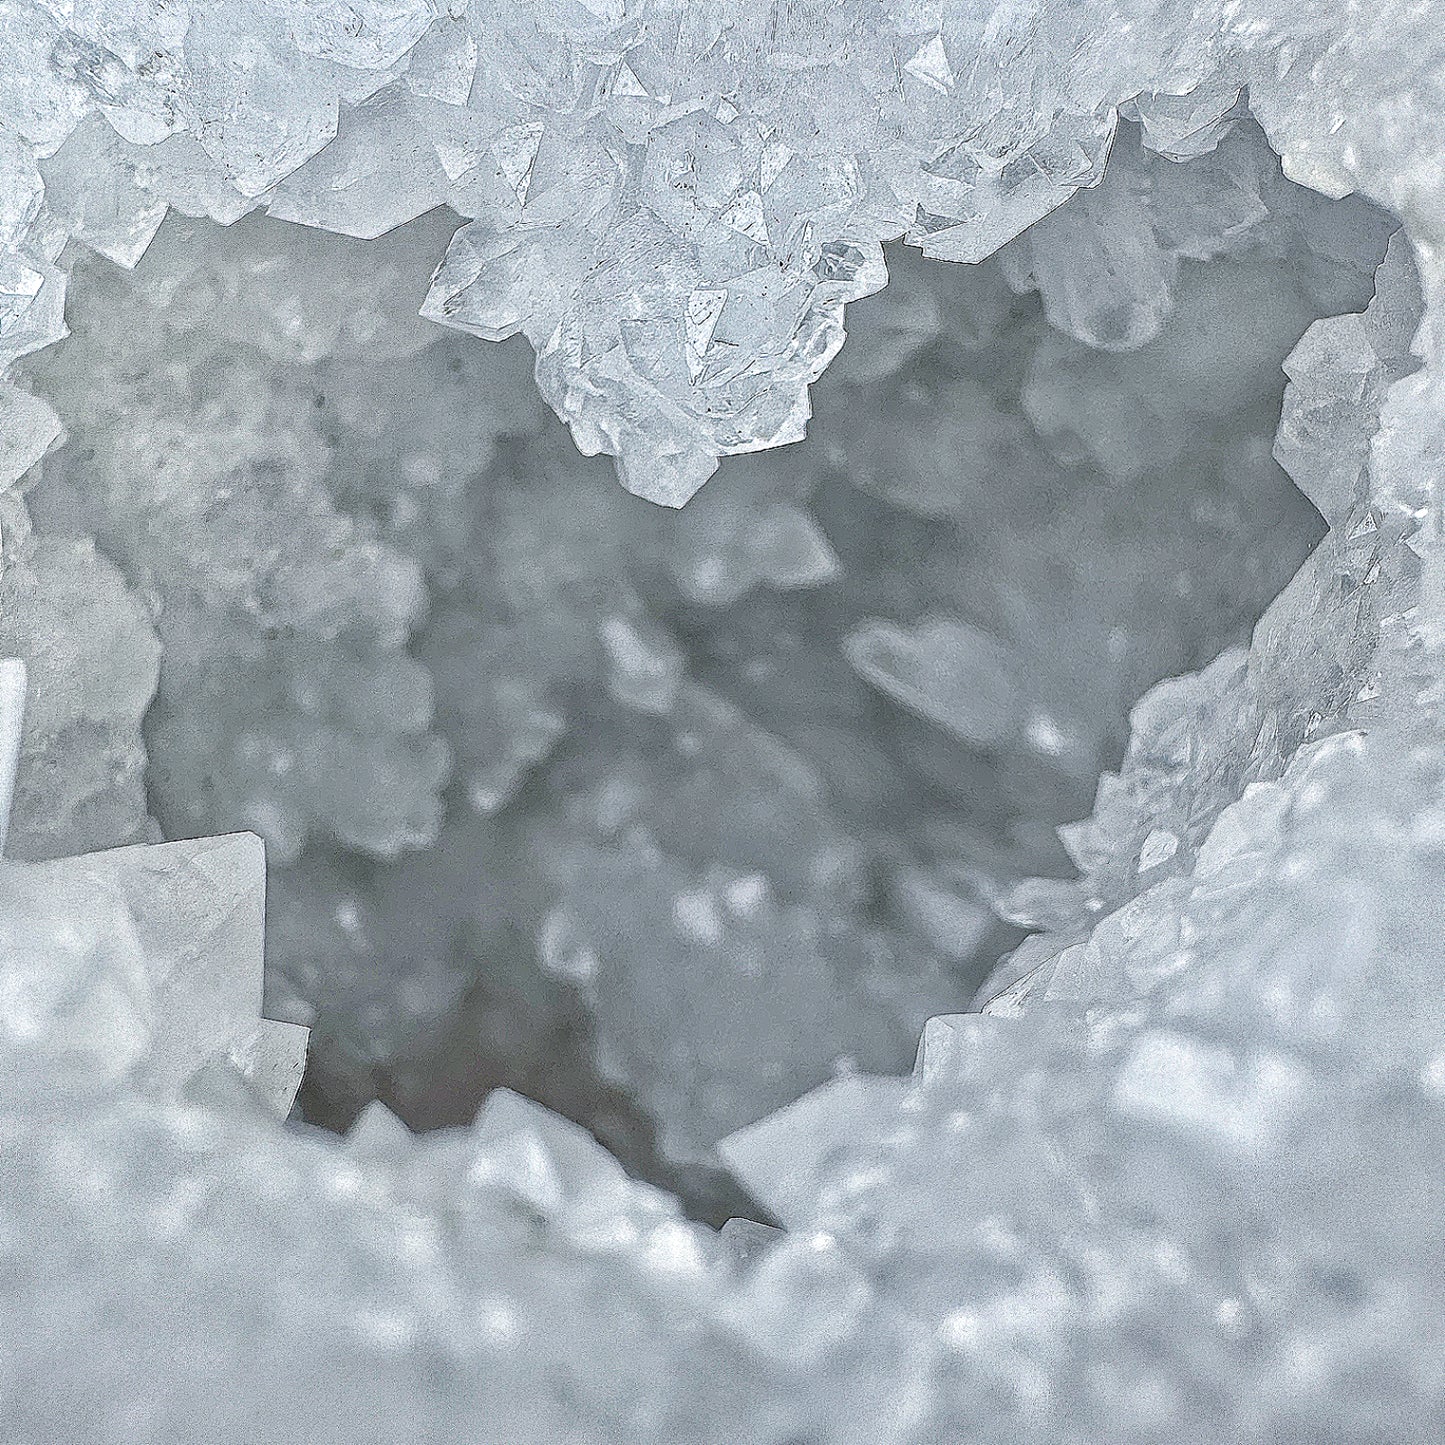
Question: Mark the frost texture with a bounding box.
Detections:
[2,0,1445,1440]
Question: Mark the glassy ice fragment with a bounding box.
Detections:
[0,134,42,250]
[470,1088,638,1222]
[244,1018,312,1115]
[287,0,439,71]
[347,1098,412,1157]
[0,531,158,862]
[684,287,727,382]
[610,60,648,100]
[268,93,449,239]
[1137,827,1180,872]
[0,858,152,1094]
[1124,82,1245,161]
[718,1217,783,1269]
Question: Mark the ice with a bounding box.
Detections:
[0,639,300,1110]
[0,3,1411,501]
[245,1016,312,1114]
[0,857,153,1096]
[716,1215,781,1269]
[267,90,451,239]
[1122,81,1245,162]
[36,835,262,1092]
[1275,230,1423,524]
[0,381,62,489]
[38,117,168,268]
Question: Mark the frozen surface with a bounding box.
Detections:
[1,0,1445,1439]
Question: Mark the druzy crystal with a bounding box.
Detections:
[2,1,1444,1439]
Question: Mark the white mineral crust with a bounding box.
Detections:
[1,0,1445,1440]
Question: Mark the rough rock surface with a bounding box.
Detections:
[1,1,1444,1441]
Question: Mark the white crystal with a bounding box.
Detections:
[845,616,1023,746]
[0,1,1442,1437]
[25,832,306,1112]
[904,36,955,95]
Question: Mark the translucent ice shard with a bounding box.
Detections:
[0,652,303,1111]
[1276,230,1423,524]
[244,1016,312,1116]
[38,118,167,269]
[0,857,153,1095]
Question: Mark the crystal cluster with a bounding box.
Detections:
[2,0,1445,1439]
[0,664,307,1114]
